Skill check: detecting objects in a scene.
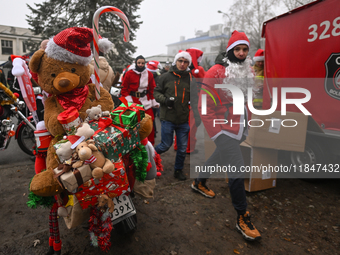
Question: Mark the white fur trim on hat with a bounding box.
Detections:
[172,51,192,66]
[36,121,46,131]
[253,56,264,62]
[226,40,250,52]
[147,68,158,73]
[45,39,93,66]
[70,135,86,149]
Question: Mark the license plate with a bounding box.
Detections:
[110,195,136,224]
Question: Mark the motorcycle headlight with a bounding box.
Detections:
[2,119,13,126]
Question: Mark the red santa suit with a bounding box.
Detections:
[199,58,254,140]
[121,68,159,144]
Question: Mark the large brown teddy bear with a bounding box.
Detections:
[29,27,114,186]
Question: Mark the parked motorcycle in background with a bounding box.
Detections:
[0,82,36,155]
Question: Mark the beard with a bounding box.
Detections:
[222,57,255,102]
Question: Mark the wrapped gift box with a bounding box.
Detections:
[111,102,145,128]
[89,117,140,162]
[53,164,92,192]
[74,159,129,209]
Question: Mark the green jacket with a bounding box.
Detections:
[154,65,199,125]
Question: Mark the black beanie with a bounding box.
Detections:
[135,55,146,72]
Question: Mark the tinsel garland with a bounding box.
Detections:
[129,144,148,182]
[154,151,163,172]
[27,191,54,209]
[88,207,112,252]
[26,177,54,209]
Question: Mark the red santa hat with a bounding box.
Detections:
[45,27,112,66]
[253,49,264,62]
[146,61,161,73]
[68,135,86,149]
[186,48,203,74]
[226,30,250,52]
[173,50,192,66]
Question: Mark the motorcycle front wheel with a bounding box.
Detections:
[17,122,35,156]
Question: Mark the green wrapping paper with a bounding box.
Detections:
[111,102,145,128]
[88,117,140,162]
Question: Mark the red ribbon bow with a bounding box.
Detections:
[92,117,128,137]
[114,97,145,127]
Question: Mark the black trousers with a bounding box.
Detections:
[197,134,247,214]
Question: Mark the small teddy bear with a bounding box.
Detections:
[85,104,110,122]
[76,123,95,138]
[55,123,95,164]
[56,141,74,164]
[97,194,115,213]
[71,139,115,179]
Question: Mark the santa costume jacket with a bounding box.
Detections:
[198,57,254,141]
[121,69,158,110]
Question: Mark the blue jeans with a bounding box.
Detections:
[155,120,190,171]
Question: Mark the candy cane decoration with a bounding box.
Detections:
[12,58,39,124]
[93,6,131,100]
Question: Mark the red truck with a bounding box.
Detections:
[261,0,340,169]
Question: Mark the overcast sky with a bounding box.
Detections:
[0,0,285,58]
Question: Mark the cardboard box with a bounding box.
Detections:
[245,111,310,152]
[240,142,278,192]
[54,165,92,192]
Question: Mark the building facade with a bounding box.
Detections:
[0,25,41,65]
[145,54,174,69]
[166,24,230,70]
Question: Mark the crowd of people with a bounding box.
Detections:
[0,29,265,242]
[118,30,265,241]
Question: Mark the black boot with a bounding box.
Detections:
[53,240,61,255]
[46,237,54,255]
[46,246,54,255]
[174,170,187,181]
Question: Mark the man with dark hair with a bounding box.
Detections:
[192,31,261,241]
[154,51,200,181]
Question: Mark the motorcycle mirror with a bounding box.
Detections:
[33,87,42,95]
[18,101,26,110]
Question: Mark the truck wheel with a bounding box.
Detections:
[290,139,328,180]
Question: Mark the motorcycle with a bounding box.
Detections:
[0,82,36,156]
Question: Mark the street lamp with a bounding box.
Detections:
[217,10,232,35]
[217,10,230,19]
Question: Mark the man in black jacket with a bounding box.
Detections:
[154,51,200,181]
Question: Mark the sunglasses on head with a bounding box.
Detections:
[177,59,189,64]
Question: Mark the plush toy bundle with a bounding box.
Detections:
[26,26,158,254]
